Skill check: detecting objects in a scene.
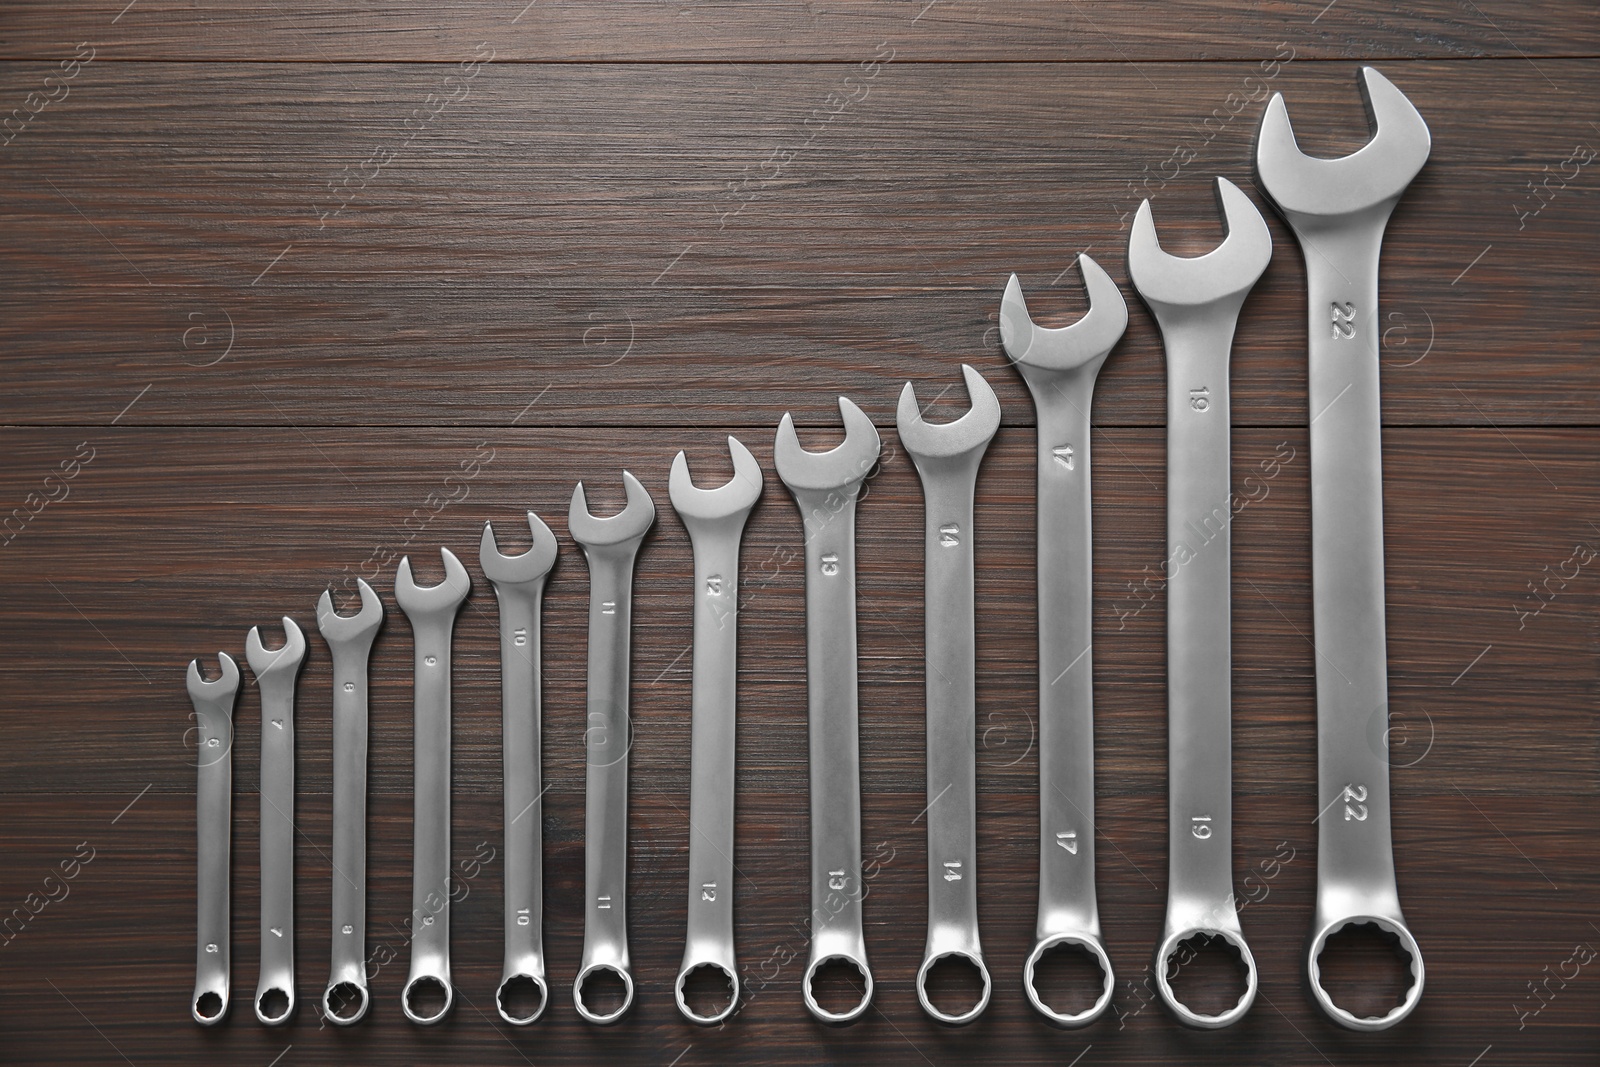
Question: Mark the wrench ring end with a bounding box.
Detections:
[1023,933,1114,1028]
[1307,915,1423,1031]
[916,949,992,1026]
[674,962,740,1026]
[321,981,370,1027]
[254,986,295,1027]
[400,975,455,1026]
[495,972,550,1025]
[802,954,874,1026]
[1154,927,1257,1029]
[191,985,229,1027]
[573,963,635,1025]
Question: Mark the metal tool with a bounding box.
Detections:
[668,437,764,1025]
[315,579,384,1026]
[1255,66,1430,1031]
[480,512,559,1025]
[1127,176,1271,1029]
[569,472,656,1024]
[245,617,307,1026]
[774,397,882,1025]
[394,548,471,1025]
[898,366,1001,1026]
[189,651,240,1026]
[1000,258,1127,1027]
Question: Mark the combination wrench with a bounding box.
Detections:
[394,548,471,1025]
[480,511,559,1025]
[998,258,1127,1027]
[315,579,384,1025]
[1256,66,1430,1030]
[774,396,882,1025]
[897,366,1001,1026]
[189,651,240,1026]
[668,437,763,1025]
[245,617,307,1026]
[569,472,656,1024]
[1127,177,1272,1029]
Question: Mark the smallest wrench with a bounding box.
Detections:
[190,652,240,1026]
[316,579,384,1026]
[898,365,1001,1025]
[481,512,559,1025]
[669,437,763,1025]
[246,618,307,1027]
[395,548,472,1026]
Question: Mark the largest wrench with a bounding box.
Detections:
[1127,177,1271,1029]
[775,397,881,1025]
[570,472,656,1024]
[1256,66,1430,1031]
[999,258,1127,1027]
[394,548,471,1025]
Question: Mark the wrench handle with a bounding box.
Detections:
[404,618,456,1023]
[576,547,641,1022]
[192,697,233,1025]
[256,678,297,1024]
[792,487,873,1022]
[678,524,745,993]
[495,584,548,998]
[327,646,372,1011]
[911,457,991,1024]
[1031,380,1103,936]
[1298,221,1424,1029]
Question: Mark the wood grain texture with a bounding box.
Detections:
[1,2,1597,1064]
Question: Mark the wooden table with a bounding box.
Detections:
[1,3,1595,1063]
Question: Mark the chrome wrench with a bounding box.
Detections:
[1127,177,1271,1029]
[898,366,1001,1026]
[480,511,559,1025]
[394,548,471,1025]
[189,651,240,1026]
[315,579,384,1025]
[569,472,656,1024]
[668,437,763,1025]
[774,397,882,1025]
[1256,66,1430,1031]
[1000,257,1127,1027]
[245,617,307,1026]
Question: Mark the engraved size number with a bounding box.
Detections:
[942,861,963,882]
[1341,783,1369,821]
[701,882,717,902]
[938,523,960,547]
[1191,815,1213,840]
[820,552,840,577]
[827,869,848,891]
[1331,301,1357,339]
[1190,387,1210,412]
[1056,830,1078,855]
[516,907,530,927]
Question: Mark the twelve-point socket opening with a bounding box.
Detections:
[1164,933,1252,1019]
[806,957,871,1019]
[404,976,452,1023]
[256,986,292,1024]
[497,974,546,1024]
[920,953,990,1022]
[324,981,367,1022]
[1028,940,1111,1020]
[677,963,737,1022]
[576,966,631,1021]
[1313,920,1419,1021]
[194,991,225,1021]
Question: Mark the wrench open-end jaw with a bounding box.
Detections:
[998,258,1126,1029]
[480,512,559,1025]
[774,398,881,1025]
[314,580,384,1027]
[669,438,763,1026]
[189,652,240,1027]
[1128,177,1270,1031]
[245,618,307,1027]
[394,549,471,1026]
[898,366,1000,1026]
[570,473,655,1025]
[1256,67,1429,1033]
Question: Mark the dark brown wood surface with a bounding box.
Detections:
[1,2,1595,1064]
